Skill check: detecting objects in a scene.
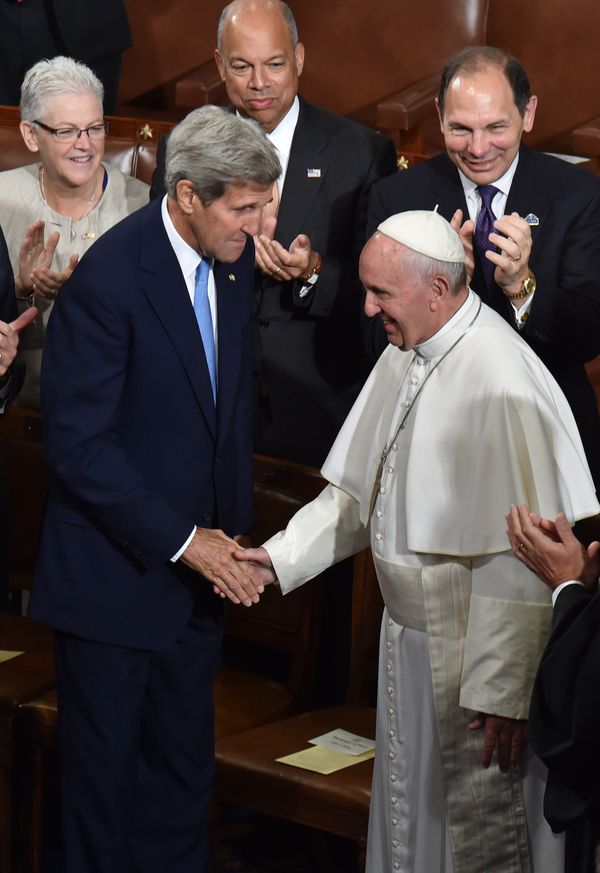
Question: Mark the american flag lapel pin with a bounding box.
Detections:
[525,213,540,227]
[306,168,321,178]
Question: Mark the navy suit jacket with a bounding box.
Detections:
[367,146,600,486]
[529,583,600,832]
[29,198,255,649]
[51,0,131,59]
[151,98,397,466]
[251,98,397,466]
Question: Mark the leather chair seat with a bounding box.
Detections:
[214,667,293,740]
[0,651,55,873]
[216,705,376,831]
[0,613,53,652]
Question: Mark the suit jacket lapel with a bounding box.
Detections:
[140,201,217,438]
[214,260,242,444]
[276,98,329,246]
[505,145,547,256]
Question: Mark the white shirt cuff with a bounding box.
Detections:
[171,526,196,562]
[512,291,534,328]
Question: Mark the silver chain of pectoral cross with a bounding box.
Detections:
[368,298,483,519]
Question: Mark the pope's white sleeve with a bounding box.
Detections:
[459,550,552,720]
[264,483,370,593]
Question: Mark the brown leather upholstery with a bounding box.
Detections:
[0,406,54,873]
[0,104,173,184]
[215,455,328,738]
[174,59,227,110]
[0,650,55,873]
[214,548,383,872]
[487,0,600,154]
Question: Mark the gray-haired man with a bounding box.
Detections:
[28,105,279,873]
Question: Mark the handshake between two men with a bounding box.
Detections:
[183,500,600,789]
[180,526,275,607]
[187,501,600,608]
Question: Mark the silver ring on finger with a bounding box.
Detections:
[518,542,526,551]
[274,266,281,276]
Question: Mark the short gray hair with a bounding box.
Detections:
[165,105,281,202]
[20,56,104,122]
[402,247,467,296]
[217,0,299,52]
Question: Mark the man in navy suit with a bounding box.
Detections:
[507,504,600,873]
[28,105,280,873]
[368,46,600,489]
[151,0,397,468]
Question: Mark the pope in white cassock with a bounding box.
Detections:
[236,210,600,873]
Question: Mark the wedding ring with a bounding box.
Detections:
[0,352,3,362]
[512,252,522,262]
[518,542,526,551]
[274,266,281,275]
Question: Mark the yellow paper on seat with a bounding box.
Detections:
[0,651,23,664]
[276,744,375,775]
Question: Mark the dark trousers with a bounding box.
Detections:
[54,607,222,873]
[0,0,122,112]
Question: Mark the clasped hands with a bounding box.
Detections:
[17,220,79,300]
[451,209,532,302]
[181,527,275,607]
[254,215,319,282]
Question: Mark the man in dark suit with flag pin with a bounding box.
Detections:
[368,46,600,489]
[151,0,398,468]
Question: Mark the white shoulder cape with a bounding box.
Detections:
[322,301,599,555]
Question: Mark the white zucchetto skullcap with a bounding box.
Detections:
[377,209,464,264]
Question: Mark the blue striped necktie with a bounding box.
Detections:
[194,259,217,401]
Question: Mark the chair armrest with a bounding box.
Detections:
[174,59,228,109]
[572,116,600,158]
[376,72,440,132]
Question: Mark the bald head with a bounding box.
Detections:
[217,0,298,51]
[215,0,304,133]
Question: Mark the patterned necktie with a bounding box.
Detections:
[474,185,499,288]
[194,259,217,401]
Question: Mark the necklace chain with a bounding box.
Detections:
[39,166,101,223]
[368,298,483,518]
